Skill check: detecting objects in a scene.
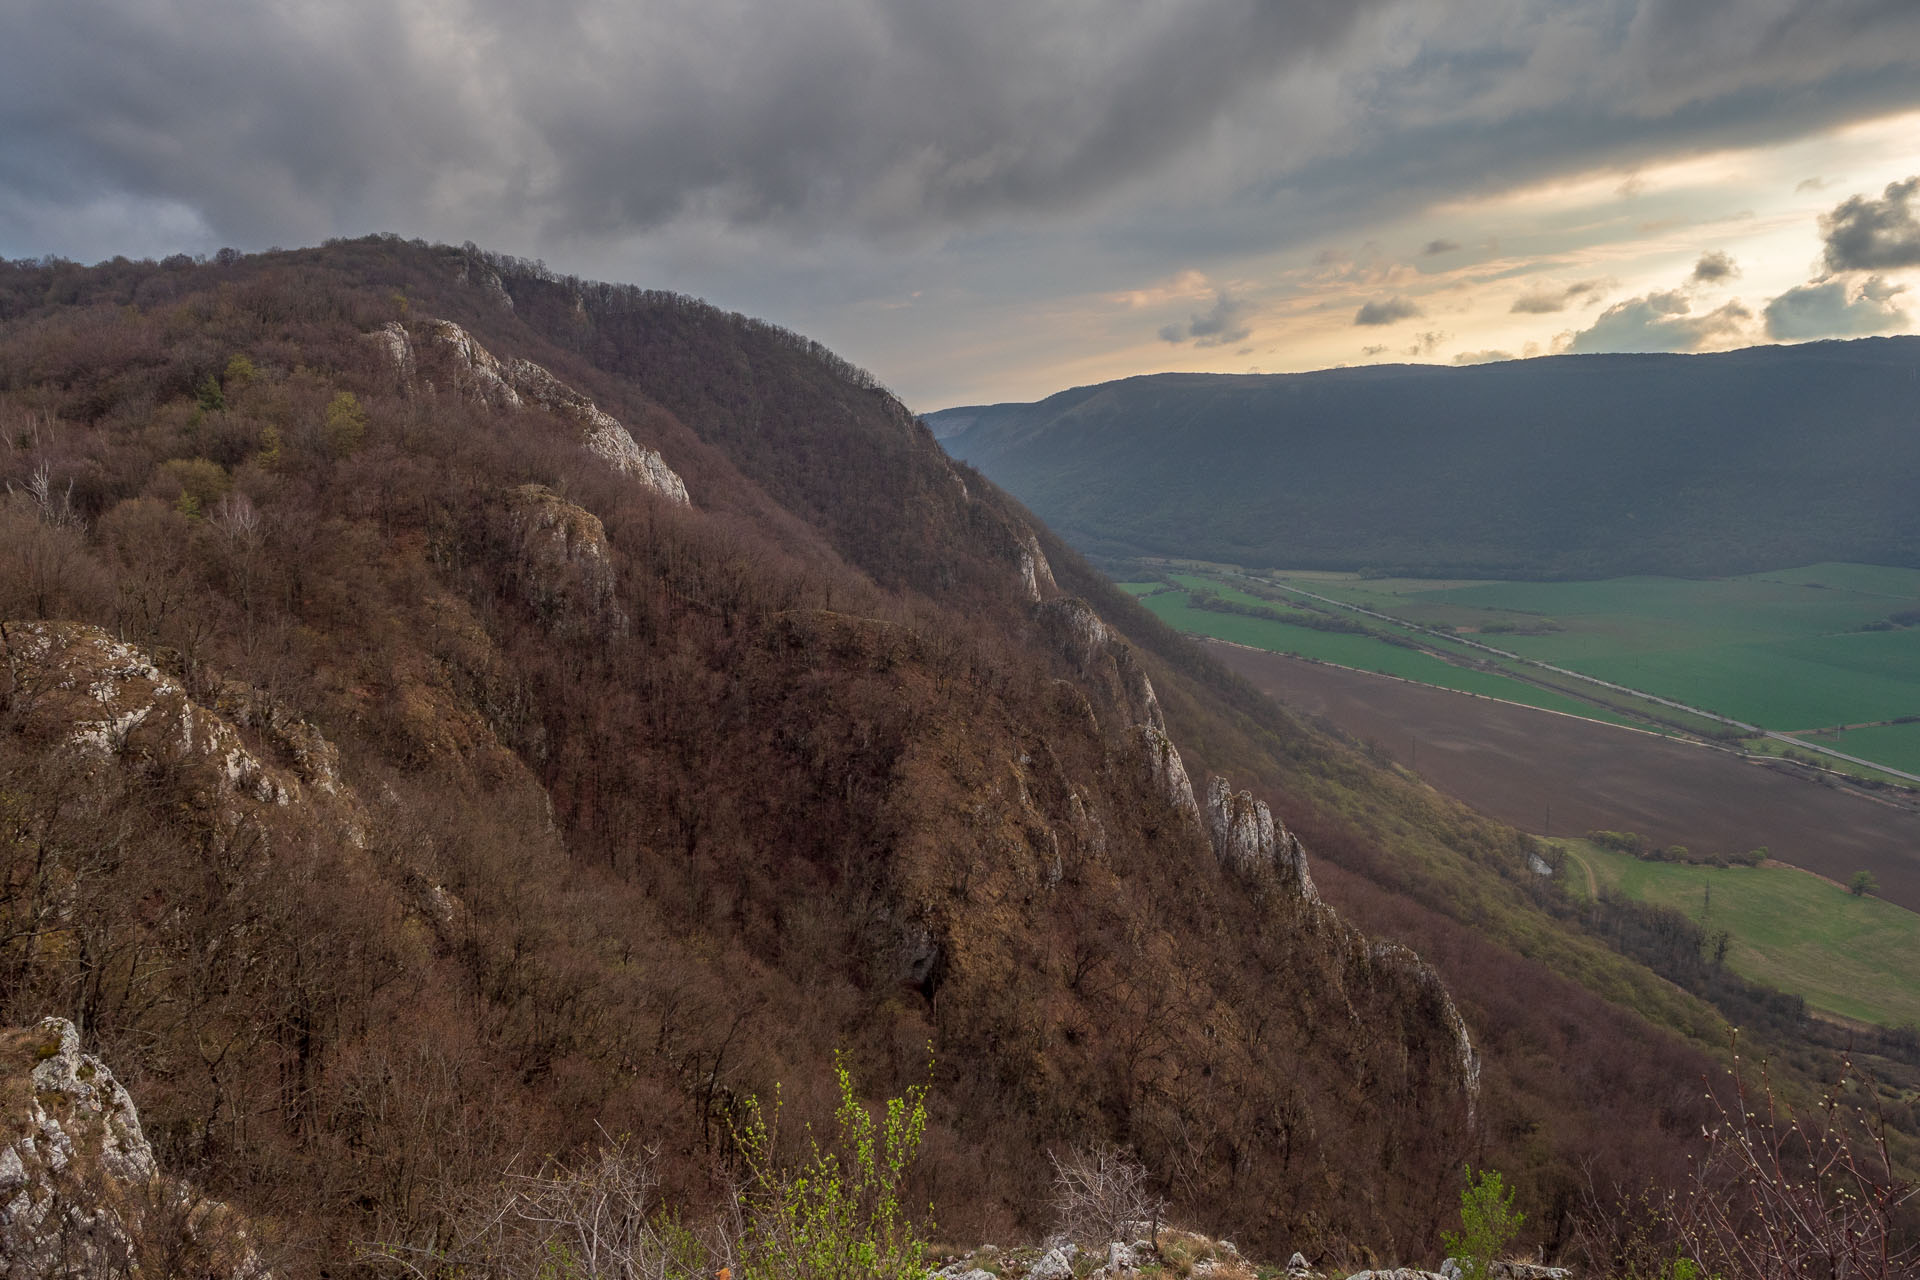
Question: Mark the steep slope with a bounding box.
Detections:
[0,240,1773,1274]
[931,342,1920,578]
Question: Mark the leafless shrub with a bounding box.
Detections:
[366,1133,708,1280]
[1047,1144,1165,1248]
[1676,1055,1917,1279]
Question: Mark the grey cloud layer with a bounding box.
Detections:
[0,0,1390,250]
[5,0,1920,263]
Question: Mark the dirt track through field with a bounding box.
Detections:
[1209,641,1920,914]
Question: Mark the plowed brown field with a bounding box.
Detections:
[1211,640,1920,914]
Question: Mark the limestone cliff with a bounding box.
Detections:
[0,1018,266,1278]
[502,484,627,636]
[1204,775,1318,904]
[389,319,692,505]
[1,620,308,809]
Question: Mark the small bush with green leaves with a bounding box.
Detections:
[730,1054,933,1280]
[1442,1166,1522,1280]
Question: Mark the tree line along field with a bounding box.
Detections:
[1554,837,1920,1029]
[1122,562,1920,778]
[1120,576,1648,727]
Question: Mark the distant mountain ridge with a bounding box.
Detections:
[930,338,1920,578]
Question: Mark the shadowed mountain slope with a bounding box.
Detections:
[932,340,1920,578]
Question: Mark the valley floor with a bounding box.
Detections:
[1209,640,1920,915]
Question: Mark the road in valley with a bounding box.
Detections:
[1209,639,1920,913]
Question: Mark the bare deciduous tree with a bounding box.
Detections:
[1047,1144,1165,1249]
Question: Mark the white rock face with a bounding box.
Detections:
[1369,942,1482,1129]
[406,319,691,505]
[1035,598,1163,733]
[424,318,523,408]
[1140,725,1203,833]
[1044,598,1112,669]
[1203,776,1318,903]
[366,320,414,387]
[1,1018,267,1278]
[455,256,515,311]
[2,621,300,808]
[1016,528,1057,602]
[1205,775,1277,876]
[504,357,691,504]
[504,484,626,634]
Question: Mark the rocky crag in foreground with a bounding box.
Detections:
[0,1018,265,1278]
[0,1013,1541,1280]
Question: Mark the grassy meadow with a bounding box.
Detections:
[1554,837,1920,1028]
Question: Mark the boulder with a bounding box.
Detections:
[1029,1243,1078,1280]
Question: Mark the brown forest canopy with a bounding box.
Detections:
[0,238,1901,1275]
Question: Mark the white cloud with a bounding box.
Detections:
[1564,289,1753,353]
[1764,274,1909,339]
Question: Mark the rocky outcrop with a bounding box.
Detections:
[1140,725,1202,831]
[366,320,414,388]
[1,1018,266,1277]
[1439,1262,1569,1280]
[1,621,302,808]
[424,317,524,409]
[1035,599,1163,733]
[1204,776,1318,903]
[406,319,691,505]
[1369,942,1482,1129]
[503,484,626,635]
[1016,528,1058,603]
[454,254,515,311]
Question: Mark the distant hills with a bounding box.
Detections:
[930,338,1920,578]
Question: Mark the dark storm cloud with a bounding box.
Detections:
[5,0,1920,402]
[1764,275,1909,339]
[1355,296,1423,326]
[1565,290,1751,353]
[1691,251,1738,282]
[0,0,1395,251]
[1821,177,1920,272]
[1160,291,1254,346]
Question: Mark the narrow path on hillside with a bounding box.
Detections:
[1560,844,1600,899]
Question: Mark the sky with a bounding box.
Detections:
[4,0,1919,409]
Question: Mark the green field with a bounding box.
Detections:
[1252,563,1920,761]
[1123,578,1642,726]
[1557,838,1920,1028]
[1821,722,1920,775]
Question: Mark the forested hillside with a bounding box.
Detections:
[932,342,1920,578]
[0,240,1898,1275]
